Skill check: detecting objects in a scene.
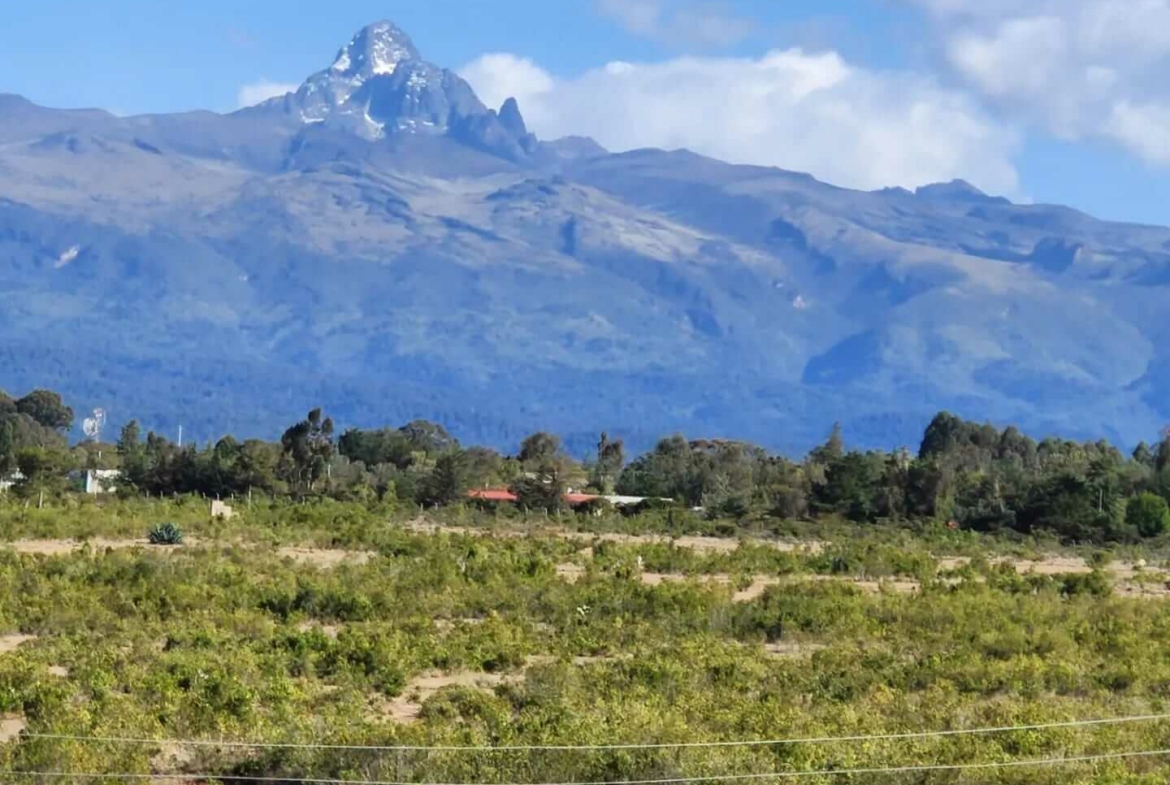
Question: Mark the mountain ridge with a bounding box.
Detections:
[0,21,1167,455]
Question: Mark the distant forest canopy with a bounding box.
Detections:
[3,386,1170,544]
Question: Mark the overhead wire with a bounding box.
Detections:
[6,746,1170,784]
[19,711,1170,752]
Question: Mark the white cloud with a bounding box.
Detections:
[595,0,756,48]
[237,78,299,108]
[461,49,1020,195]
[1107,101,1170,165]
[460,55,555,112]
[597,0,661,37]
[905,0,1170,165]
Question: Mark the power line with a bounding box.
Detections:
[6,746,1170,784]
[20,711,1170,753]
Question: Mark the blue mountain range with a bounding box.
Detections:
[1,21,1167,454]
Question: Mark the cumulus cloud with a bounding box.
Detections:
[906,0,1170,165]
[597,0,661,36]
[237,79,299,108]
[595,0,756,48]
[461,55,555,112]
[461,49,1020,194]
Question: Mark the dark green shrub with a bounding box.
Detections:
[148,521,184,545]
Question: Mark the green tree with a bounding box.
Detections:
[1133,441,1156,469]
[399,420,459,456]
[0,390,16,418]
[15,390,74,432]
[0,418,15,476]
[592,432,625,493]
[1157,428,1170,473]
[1127,492,1170,538]
[280,408,335,493]
[511,467,567,513]
[811,422,846,463]
[14,447,72,499]
[519,432,562,467]
[419,451,471,506]
[117,420,147,488]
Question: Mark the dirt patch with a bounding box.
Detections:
[151,741,196,773]
[938,555,1169,580]
[46,665,69,678]
[555,563,586,583]
[572,654,628,665]
[633,572,922,599]
[380,670,522,723]
[733,578,783,602]
[0,634,36,654]
[401,520,821,555]
[295,622,341,639]
[1116,582,1170,599]
[567,531,822,554]
[6,538,196,556]
[0,714,26,743]
[763,641,827,659]
[277,547,374,568]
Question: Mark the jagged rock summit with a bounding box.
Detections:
[258,20,536,160]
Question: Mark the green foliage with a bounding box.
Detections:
[148,521,185,545]
[1127,492,1170,538]
[14,447,73,498]
[6,497,1170,782]
[511,472,567,513]
[9,386,1170,548]
[519,431,562,467]
[418,452,471,507]
[14,389,74,432]
[280,409,335,494]
[592,432,625,493]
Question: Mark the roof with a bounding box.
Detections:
[468,489,601,505]
[468,489,519,502]
[466,489,669,506]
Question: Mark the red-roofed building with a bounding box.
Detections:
[468,489,519,503]
[467,489,662,508]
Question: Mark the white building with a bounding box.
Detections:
[0,471,23,494]
[69,469,121,495]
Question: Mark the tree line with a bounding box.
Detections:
[3,387,1170,543]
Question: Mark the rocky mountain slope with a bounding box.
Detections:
[0,21,1167,454]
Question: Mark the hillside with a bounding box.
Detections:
[1,21,1168,454]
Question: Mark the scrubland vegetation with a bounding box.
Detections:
[4,494,1170,783]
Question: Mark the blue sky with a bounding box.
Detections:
[3,0,1170,226]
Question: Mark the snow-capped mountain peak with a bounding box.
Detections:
[256,20,537,160]
[329,21,420,79]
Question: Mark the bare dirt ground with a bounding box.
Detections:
[6,538,196,556]
[555,563,586,583]
[0,714,26,743]
[295,622,342,639]
[402,520,823,554]
[151,741,197,777]
[763,641,827,658]
[0,634,36,654]
[378,670,524,723]
[276,547,374,568]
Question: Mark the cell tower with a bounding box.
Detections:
[82,408,107,443]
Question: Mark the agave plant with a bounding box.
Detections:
[148,522,184,545]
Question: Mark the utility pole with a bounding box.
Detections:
[178,426,183,448]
